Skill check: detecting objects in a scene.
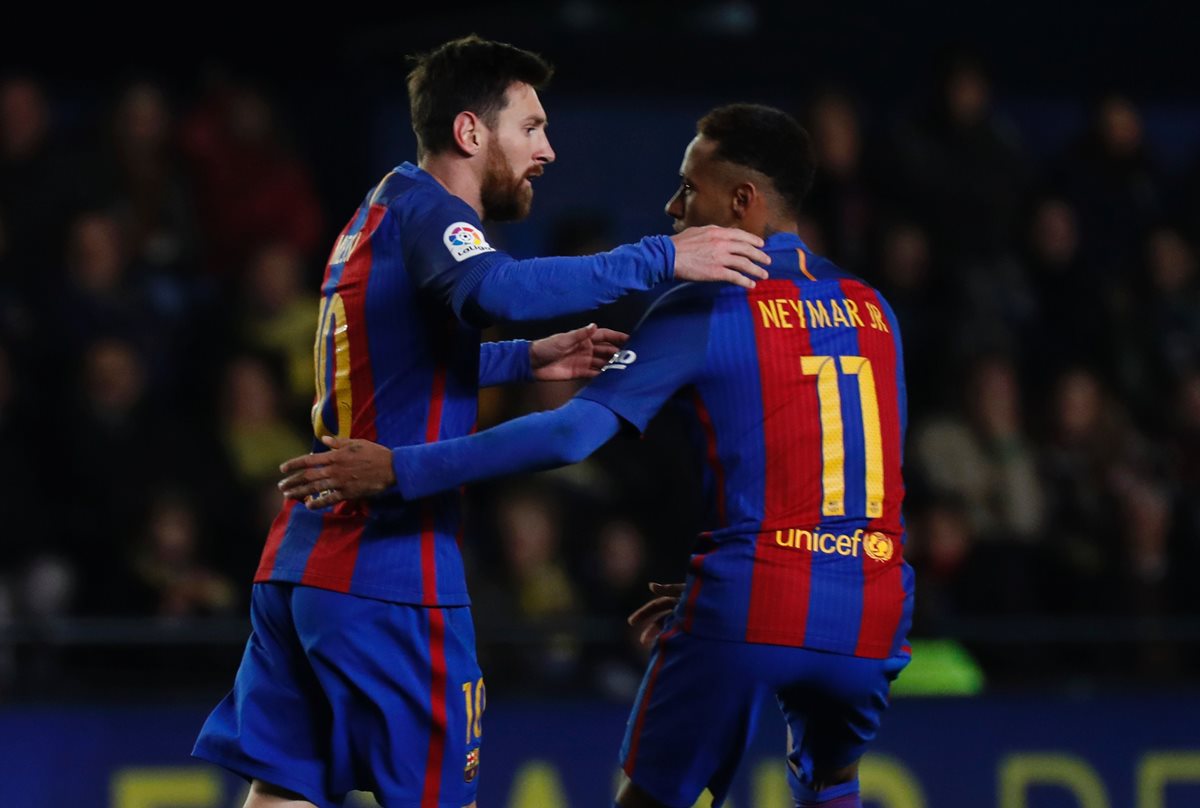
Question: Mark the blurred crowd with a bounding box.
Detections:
[2,50,1199,695]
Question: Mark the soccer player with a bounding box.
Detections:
[193,37,771,808]
[279,103,914,808]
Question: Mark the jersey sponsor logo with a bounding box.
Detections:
[443,222,495,262]
[773,528,895,562]
[464,748,480,782]
[601,349,637,372]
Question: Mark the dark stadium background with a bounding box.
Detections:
[2,4,1199,806]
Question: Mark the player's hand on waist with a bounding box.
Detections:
[669,225,770,289]
[627,581,686,647]
[278,435,397,510]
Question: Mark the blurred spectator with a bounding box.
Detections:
[869,219,944,410]
[499,490,578,622]
[582,519,651,700]
[1124,227,1200,413]
[484,487,581,690]
[1019,197,1112,387]
[60,337,160,611]
[208,355,310,577]
[905,497,974,632]
[1038,367,1163,614]
[127,491,236,618]
[180,78,324,278]
[913,356,1044,542]
[0,76,92,292]
[886,50,1027,263]
[238,242,319,408]
[102,81,199,278]
[911,356,1045,614]
[219,354,309,487]
[57,212,149,352]
[805,88,878,273]
[1051,94,1162,288]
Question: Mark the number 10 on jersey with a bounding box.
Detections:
[312,292,353,439]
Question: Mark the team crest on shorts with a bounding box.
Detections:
[464,748,480,782]
[443,222,495,262]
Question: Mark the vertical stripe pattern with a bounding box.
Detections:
[745,279,820,646]
[299,202,387,592]
[843,281,908,657]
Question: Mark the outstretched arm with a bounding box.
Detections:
[278,398,622,509]
[453,227,769,324]
[478,325,628,387]
[400,189,768,327]
[280,283,711,508]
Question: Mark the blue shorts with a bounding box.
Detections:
[619,628,909,807]
[193,583,484,808]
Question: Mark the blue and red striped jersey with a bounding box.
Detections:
[578,232,913,659]
[253,162,671,605]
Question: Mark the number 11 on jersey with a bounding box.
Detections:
[800,355,884,519]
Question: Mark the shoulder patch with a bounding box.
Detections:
[443,222,495,262]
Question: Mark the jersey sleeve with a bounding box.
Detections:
[458,236,673,325]
[401,191,673,327]
[575,284,714,434]
[401,194,508,324]
[479,340,533,387]
[390,398,621,501]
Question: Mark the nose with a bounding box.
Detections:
[536,133,555,165]
[665,187,684,220]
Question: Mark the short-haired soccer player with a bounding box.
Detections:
[194,37,771,808]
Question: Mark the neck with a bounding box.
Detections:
[762,218,800,239]
[419,152,486,219]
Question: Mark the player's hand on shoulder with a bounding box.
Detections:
[277,436,397,510]
[669,225,770,289]
[627,581,686,647]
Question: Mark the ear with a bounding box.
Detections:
[731,182,757,220]
[451,111,484,156]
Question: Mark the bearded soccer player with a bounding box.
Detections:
[279,103,913,808]
[193,37,771,808]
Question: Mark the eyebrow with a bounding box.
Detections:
[523,115,547,126]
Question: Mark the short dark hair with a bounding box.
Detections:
[407,35,554,157]
[697,104,816,218]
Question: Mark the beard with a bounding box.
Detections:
[480,140,534,222]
